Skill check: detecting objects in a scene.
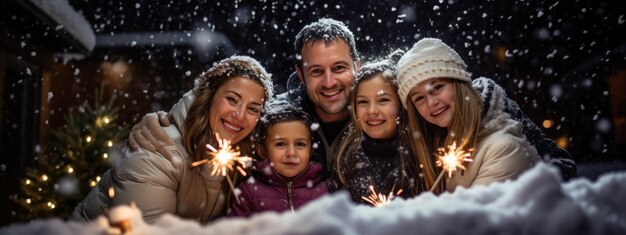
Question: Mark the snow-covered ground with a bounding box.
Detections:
[2,163,625,235]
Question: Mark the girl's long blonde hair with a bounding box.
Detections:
[406,80,483,194]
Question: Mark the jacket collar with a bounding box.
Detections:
[168,90,195,131]
[252,159,323,188]
[472,77,512,137]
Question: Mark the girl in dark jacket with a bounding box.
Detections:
[329,51,422,205]
[228,99,328,217]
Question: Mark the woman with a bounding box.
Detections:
[70,55,274,223]
[396,38,539,194]
[329,51,421,204]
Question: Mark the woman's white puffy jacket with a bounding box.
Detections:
[70,91,226,224]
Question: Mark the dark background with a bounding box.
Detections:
[1,0,625,225]
[68,0,626,161]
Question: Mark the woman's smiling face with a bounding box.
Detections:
[208,76,265,144]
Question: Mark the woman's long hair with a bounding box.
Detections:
[182,56,273,163]
[406,80,482,194]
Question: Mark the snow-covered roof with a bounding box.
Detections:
[97,31,232,48]
[96,31,236,59]
[20,0,96,53]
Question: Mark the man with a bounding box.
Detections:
[277,18,360,178]
[129,18,576,180]
[129,18,359,179]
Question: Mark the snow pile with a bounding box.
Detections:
[2,163,625,235]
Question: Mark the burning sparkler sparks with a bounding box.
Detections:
[361,185,404,207]
[430,141,473,192]
[191,133,251,176]
[191,133,252,203]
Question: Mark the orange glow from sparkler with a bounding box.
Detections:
[361,185,403,207]
[191,133,252,204]
[191,133,252,177]
[435,141,473,177]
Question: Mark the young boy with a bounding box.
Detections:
[228,99,328,217]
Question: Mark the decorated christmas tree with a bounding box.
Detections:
[13,87,129,221]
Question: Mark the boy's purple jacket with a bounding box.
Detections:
[228,160,328,217]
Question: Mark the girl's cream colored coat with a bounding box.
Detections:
[445,78,540,192]
[446,119,539,192]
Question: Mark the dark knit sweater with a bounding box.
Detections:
[330,135,414,204]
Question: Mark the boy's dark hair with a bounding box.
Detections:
[257,99,314,145]
[294,18,360,69]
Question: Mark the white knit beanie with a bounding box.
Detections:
[396,38,472,109]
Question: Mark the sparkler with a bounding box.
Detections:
[105,187,136,234]
[429,141,473,192]
[361,185,404,207]
[108,202,137,234]
[191,133,252,203]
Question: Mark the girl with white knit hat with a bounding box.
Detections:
[396,38,540,194]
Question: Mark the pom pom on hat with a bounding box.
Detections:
[396,38,471,109]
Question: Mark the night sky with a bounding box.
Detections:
[66,0,625,161]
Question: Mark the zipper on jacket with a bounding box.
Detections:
[287,182,294,212]
[274,164,309,213]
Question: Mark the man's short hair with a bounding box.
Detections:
[294,18,360,66]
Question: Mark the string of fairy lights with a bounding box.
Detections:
[22,115,114,210]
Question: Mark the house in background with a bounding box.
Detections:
[0,0,95,223]
[0,0,238,224]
